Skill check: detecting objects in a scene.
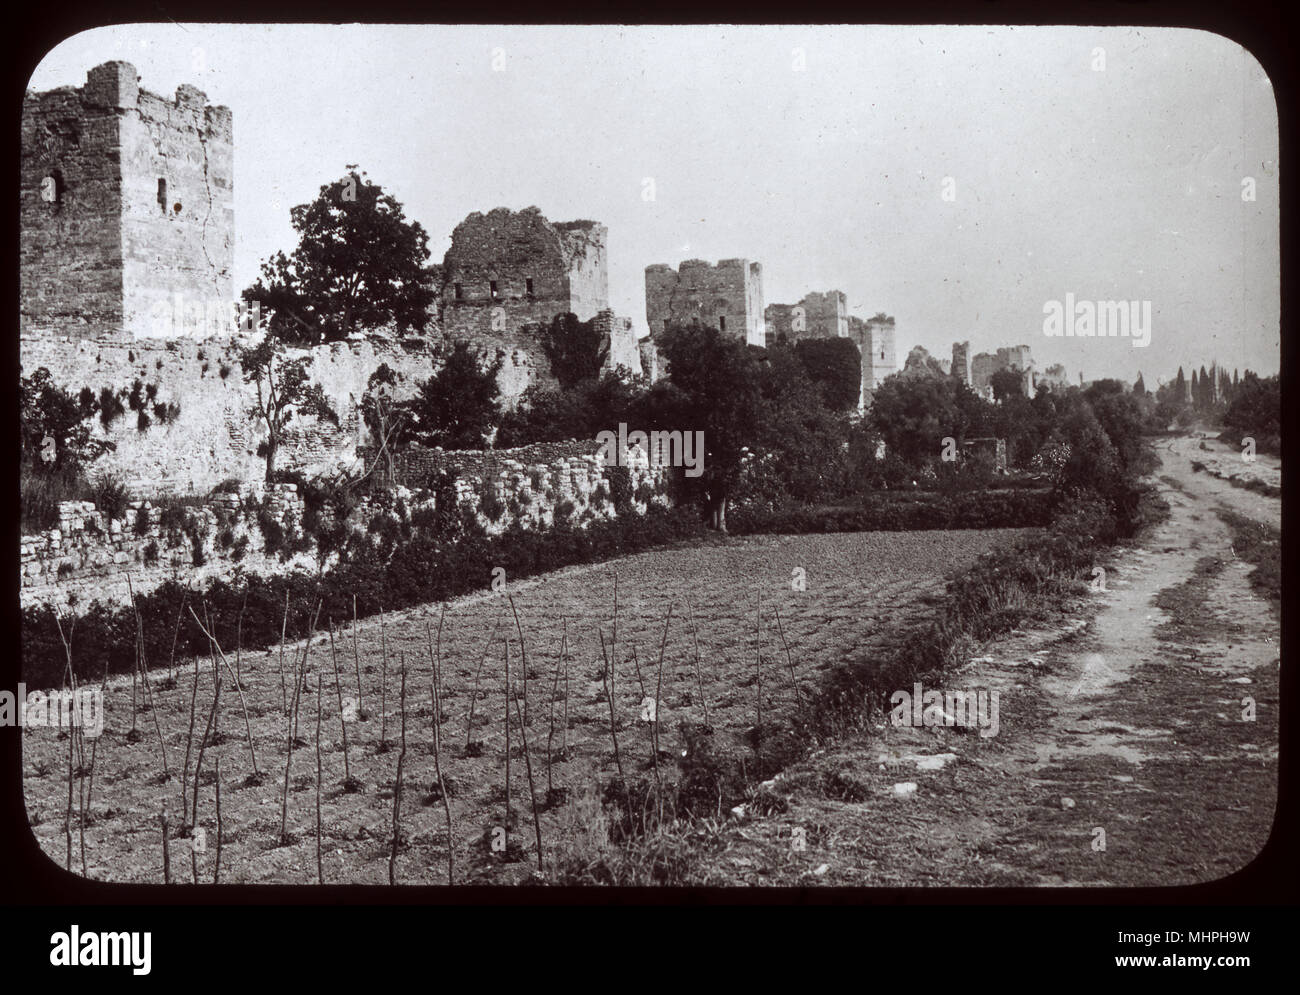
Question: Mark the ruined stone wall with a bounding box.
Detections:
[21,441,673,610]
[971,344,1035,396]
[645,258,765,347]
[21,62,234,343]
[19,332,442,495]
[591,310,643,375]
[19,483,312,611]
[763,290,848,348]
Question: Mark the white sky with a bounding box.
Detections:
[30,23,1279,382]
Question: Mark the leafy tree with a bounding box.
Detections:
[237,339,339,481]
[402,341,503,450]
[535,312,609,389]
[1222,372,1280,444]
[989,367,1026,401]
[646,322,766,531]
[1133,372,1146,395]
[496,369,646,448]
[792,337,862,411]
[19,367,112,475]
[242,168,437,343]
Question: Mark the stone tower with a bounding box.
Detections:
[848,313,897,406]
[438,207,609,341]
[645,258,765,347]
[952,341,971,384]
[21,61,235,341]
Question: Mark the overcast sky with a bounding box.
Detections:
[30,24,1279,382]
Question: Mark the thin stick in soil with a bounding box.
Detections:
[190,605,259,780]
[315,670,324,885]
[189,606,224,829]
[378,605,389,751]
[278,589,290,717]
[772,606,803,710]
[351,594,364,715]
[503,636,512,827]
[214,758,223,885]
[507,593,530,730]
[598,629,625,786]
[128,574,169,772]
[544,620,566,797]
[464,619,499,752]
[389,654,408,885]
[328,621,355,788]
[685,597,710,727]
[161,807,171,884]
[428,610,454,885]
[511,683,544,873]
[652,601,673,822]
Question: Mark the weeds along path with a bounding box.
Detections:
[22,527,1020,883]
[690,443,1279,886]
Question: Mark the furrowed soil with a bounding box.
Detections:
[23,528,1021,884]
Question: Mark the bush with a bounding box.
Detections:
[90,473,130,522]
[143,540,160,565]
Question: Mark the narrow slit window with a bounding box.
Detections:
[454,282,463,301]
[525,278,534,296]
[718,316,727,332]
[489,280,499,299]
[157,178,167,214]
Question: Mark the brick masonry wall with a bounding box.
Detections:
[21,442,673,610]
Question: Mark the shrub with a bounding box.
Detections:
[136,408,151,432]
[219,363,232,380]
[607,465,633,513]
[143,540,159,565]
[90,473,130,522]
[257,510,286,556]
[133,507,151,537]
[479,485,504,523]
[98,388,125,428]
[231,534,249,562]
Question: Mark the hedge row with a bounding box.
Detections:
[727,488,1055,535]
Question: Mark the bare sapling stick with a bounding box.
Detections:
[85,653,110,811]
[169,593,187,683]
[278,589,290,717]
[328,621,351,784]
[560,621,571,757]
[161,807,171,884]
[511,687,544,873]
[465,620,499,750]
[653,602,673,822]
[191,608,224,829]
[378,604,389,749]
[686,597,710,726]
[315,671,324,884]
[503,637,512,826]
[507,593,530,729]
[351,594,363,713]
[235,590,247,684]
[428,608,454,885]
[213,758,223,885]
[182,629,202,823]
[545,629,564,796]
[190,605,258,779]
[773,606,803,710]
[754,592,763,729]
[389,654,407,885]
[129,574,170,778]
[598,630,625,785]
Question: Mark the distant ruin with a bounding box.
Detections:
[644,258,766,348]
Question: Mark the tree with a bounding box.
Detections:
[402,342,503,450]
[243,168,437,344]
[646,322,766,531]
[237,339,339,481]
[1133,372,1146,396]
[535,312,609,390]
[792,337,862,411]
[359,363,409,487]
[20,367,112,476]
[989,367,1025,401]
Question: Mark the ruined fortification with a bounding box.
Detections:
[22,62,234,342]
[970,344,1035,397]
[847,313,897,407]
[764,290,848,346]
[644,258,765,347]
